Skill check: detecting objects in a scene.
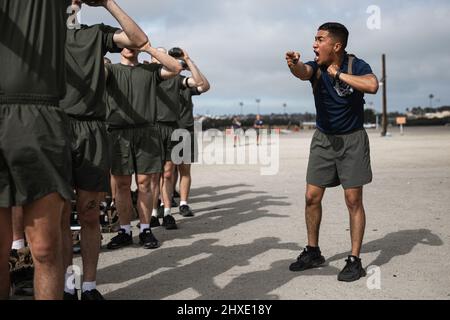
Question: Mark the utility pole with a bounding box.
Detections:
[381,54,388,137]
[256,99,261,115]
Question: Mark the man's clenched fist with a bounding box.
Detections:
[286,51,300,68]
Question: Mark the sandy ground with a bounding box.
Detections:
[79,126,450,300]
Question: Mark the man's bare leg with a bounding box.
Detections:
[12,207,24,244]
[114,175,133,227]
[160,161,177,229]
[179,164,192,203]
[0,208,12,299]
[61,200,73,293]
[151,173,161,213]
[305,184,326,247]
[136,175,152,226]
[110,175,117,203]
[77,190,102,284]
[162,161,174,211]
[344,187,366,257]
[24,193,65,300]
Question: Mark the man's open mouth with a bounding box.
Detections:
[314,50,320,61]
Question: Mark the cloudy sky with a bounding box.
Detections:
[79,0,450,115]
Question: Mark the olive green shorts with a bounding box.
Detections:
[306,129,372,189]
[108,126,163,176]
[157,121,179,162]
[0,104,73,207]
[70,119,111,193]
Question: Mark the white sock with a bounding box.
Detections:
[164,208,171,217]
[151,209,158,218]
[64,272,75,294]
[140,224,150,232]
[160,202,164,207]
[82,281,96,293]
[180,201,188,207]
[11,239,25,250]
[120,225,131,235]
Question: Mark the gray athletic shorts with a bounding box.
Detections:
[306,129,372,189]
[0,104,73,207]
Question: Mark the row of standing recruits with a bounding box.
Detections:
[0,0,209,300]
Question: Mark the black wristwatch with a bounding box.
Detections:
[335,70,342,81]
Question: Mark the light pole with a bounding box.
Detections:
[239,102,244,116]
[256,99,261,115]
[429,94,434,109]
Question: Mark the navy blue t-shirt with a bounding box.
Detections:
[306,55,373,134]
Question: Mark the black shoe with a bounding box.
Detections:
[173,190,180,198]
[63,291,78,300]
[150,216,161,228]
[139,229,159,249]
[338,256,366,282]
[179,205,194,217]
[106,229,133,250]
[162,215,178,230]
[11,266,34,296]
[289,246,325,272]
[81,289,105,300]
[171,198,178,207]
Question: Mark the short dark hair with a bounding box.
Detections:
[318,22,349,49]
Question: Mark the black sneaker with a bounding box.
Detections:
[139,229,159,249]
[179,205,194,217]
[289,246,325,272]
[11,266,34,296]
[338,256,366,282]
[106,229,133,250]
[171,197,178,208]
[63,291,78,300]
[150,216,161,228]
[81,289,105,300]
[162,215,178,230]
[173,190,180,198]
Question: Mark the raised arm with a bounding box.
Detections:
[196,69,210,93]
[286,51,314,81]
[83,0,148,49]
[140,43,182,79]
[327,65,379,94]
[180,49,204,89]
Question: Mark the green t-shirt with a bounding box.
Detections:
[178,87,201,129]
[60,24,122,120]
[0,0,71,105]
[156,75,185,122]
[106,63,163,129]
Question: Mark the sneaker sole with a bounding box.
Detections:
[289,256,326,272]
[163,224,178,230]
[106,241,133,250]
[337,269,367,282]
[142,243,159,249]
